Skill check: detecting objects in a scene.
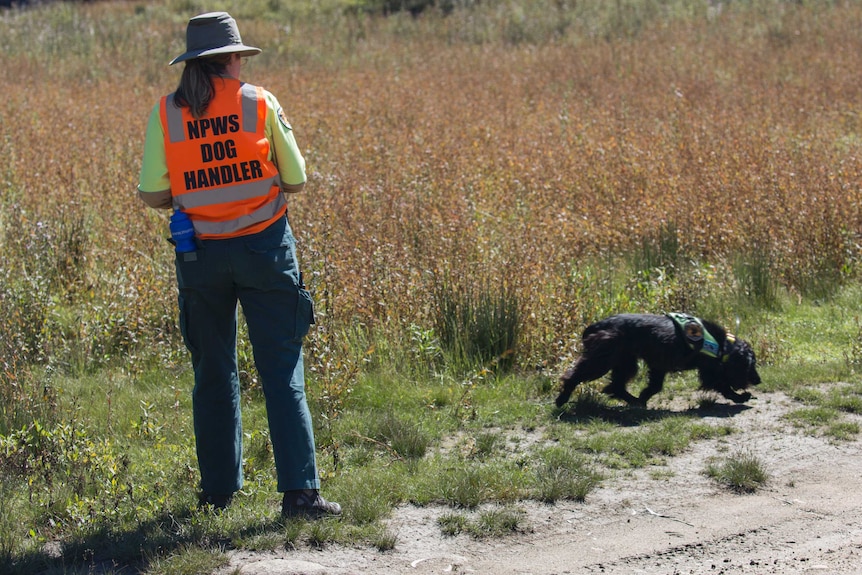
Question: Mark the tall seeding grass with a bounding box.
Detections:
[2,0,862,571]
[3,0,860,378]
[3,0,861,377]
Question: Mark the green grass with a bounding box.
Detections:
[438,506,526,539]
[705,451,769,493]
[144,544,231,575]
[3,283,862,574]
[785,405,862,441]
[534,446,603,503]
[560,415,734,469]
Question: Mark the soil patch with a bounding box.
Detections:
[224,391,862,575]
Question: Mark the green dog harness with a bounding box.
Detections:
[666,312,735,360]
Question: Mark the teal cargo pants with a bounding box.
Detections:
[175,214,319,496]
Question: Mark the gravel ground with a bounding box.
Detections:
[221,390,862,575]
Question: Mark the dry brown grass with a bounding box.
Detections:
[2,1,861,375]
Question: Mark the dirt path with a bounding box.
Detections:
[226,391,862,575]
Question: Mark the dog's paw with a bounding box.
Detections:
[629,397,648,408]
[734,391,753,404]
[554,392,571,408]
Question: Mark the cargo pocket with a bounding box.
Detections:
[178,293,199,356]
[295,286,315,340]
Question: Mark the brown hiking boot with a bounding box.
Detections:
[281,489,342,519]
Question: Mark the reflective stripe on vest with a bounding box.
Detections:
[193,193,286,236]
[161,79,284,239]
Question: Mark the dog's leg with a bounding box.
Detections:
[718,387,752,404]
[555,368,583,407]
[603,354,641,405]
[555,354,613,407]
[637,369,667,406]
[698,367,754,404]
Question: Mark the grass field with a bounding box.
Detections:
[2,1,862,573]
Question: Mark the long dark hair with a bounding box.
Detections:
[173,54,232,119]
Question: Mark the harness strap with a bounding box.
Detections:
[666,313,730,361]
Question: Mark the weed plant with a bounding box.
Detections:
[438,506,525,539]
[2,0,862,572]
[705,450,769,493]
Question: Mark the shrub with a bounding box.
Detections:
[533,446,601,503]
[432,275,520,371]
[705,451,768,493]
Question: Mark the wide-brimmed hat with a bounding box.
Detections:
[170,12,261,66]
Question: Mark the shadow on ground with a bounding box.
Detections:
[10,508,288,575]
[555,395,752,427]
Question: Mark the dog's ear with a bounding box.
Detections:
[748,365,762,385]
[724,339,760,382]
[725,338,749,358]
[700,318,727,342]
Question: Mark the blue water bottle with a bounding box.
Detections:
[170,209,197,260]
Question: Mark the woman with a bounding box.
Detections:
[137,12,340,518]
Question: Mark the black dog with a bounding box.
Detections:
[555,313,761,408]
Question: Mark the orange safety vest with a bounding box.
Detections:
[160,78,285,239]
